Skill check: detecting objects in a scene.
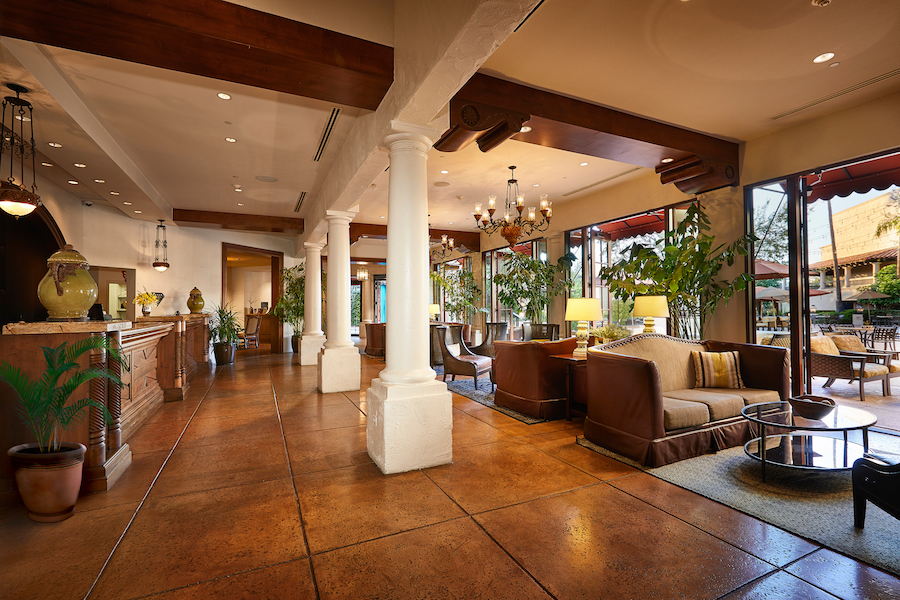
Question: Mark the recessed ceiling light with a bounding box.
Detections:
[217,92,231,100]
[579,162,588,166]
[813,52,835,63]
[74,163,86,168]
[256,175,278,182]
[123,201,132,205]
[829,62,840,68]
[448,222,453,225]
[520,126,532,133]
[440,170,449,174]
[134,210,142,214]
[380,216,385,219]
[48,142,62,148]
[15,115,31,122]
[433,181,450,187]
[234,188,243,192]
[533,183,540,187]
[225,137,237,143]
[110,191,120,196]
[41,162,52,167]
[67,180,78,185]
[237,203,244,206]
[661,157,674,163]
[94,179,105,183]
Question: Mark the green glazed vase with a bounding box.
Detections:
[187,287,205,314]
[37,245,99,321]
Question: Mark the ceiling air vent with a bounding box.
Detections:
[771,68,900,120]
[313,108,341,162]
[294,191,307,213]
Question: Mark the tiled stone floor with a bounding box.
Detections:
[3,350,900,600]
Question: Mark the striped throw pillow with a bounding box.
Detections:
[691,350,745,389]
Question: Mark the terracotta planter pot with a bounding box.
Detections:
[8,442,86,522]
[213,342,236,364]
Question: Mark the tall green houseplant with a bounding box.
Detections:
[597,203,755,339]
[272,263,305,335]
[493,251,574,323]
[430,265,487,322]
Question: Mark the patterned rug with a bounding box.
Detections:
[433,366,546,425]
[578,429,900,576]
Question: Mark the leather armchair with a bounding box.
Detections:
[853,454,900,528]
[493,337,576,420]
[470,322,508,358]
[435,326,492,390]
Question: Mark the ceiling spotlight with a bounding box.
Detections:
[123,201,132,205]
[134,210,142,214]
[110,191,120,196]
[41,162,52,167]
[225,137,237,143]
[579,162,588,166]
[661,157,674,164]
[533,183,540,187]
[217,92,231,100]
[520,126,532,133]
[48,142,62,148]
[94,179,105,183]
[440,170,449,174]
[73,163,86,168]
[813,52,835,64]
[380,215,385,219]
[67,180,78,185]
[234,188,243,192]
[237,203,244,206]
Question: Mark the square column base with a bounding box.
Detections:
[366,378,452,474]
[317,346,361,393]
[300,334,326,366]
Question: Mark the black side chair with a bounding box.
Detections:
[435,326,492,390]
[853,454,900,528]
[470,322,508,358]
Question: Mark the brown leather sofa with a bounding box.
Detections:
[585,334,789,467]
[493,337,577,420]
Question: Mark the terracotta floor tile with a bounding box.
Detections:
[90,479,306,600]
[611,472,820,567]
[279,403,366,434]
[312,517,551,600]
[475,484,775,600]
[0,502,137,600]
[275,390,354,408]
[204,384,273,400]
[178,412,283,448]
[142,399,203,425]
[527,431,641,480]
[77,450,168,512]
[786,548,900,600]
[452,409,515,448]
[720,570,841,599]
[425,439,599,514]
[147,560,317,599]
[451,393,486,413]
[125,418,189,454]
[192,393,277,419]
[150,434,290,498]
[285,425,372,474]
[295,463,465,553]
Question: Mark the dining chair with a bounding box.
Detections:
[241,316,260,348]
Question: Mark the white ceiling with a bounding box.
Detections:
[3,0,899,237]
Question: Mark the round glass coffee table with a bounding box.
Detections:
[741,400,877,481]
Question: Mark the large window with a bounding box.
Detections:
[483,240,537,338]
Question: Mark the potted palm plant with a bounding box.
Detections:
[210,303,243,364]
[272,264,304,353]
[1,336,123,522]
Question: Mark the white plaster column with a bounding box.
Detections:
[359,275,374,345]
[318,211,361,392]
[299,242,326,366]
[819,269,826,290]
[367,128,452,474]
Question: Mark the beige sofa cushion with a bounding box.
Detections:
[664,389,745,421]
[810,335,840,355]
[830,335,867,352]
[702,387,781,406]
[662,397,710,431]
[604,336,706,392]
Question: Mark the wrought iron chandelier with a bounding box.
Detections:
[430,234,455,262]
[473,166,551,247]
[0,84,42,218]
[153,220,169,271]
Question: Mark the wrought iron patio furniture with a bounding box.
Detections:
[809,335,889,402]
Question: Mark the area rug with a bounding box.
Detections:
[578,429,900,575]
[433,366,546,424]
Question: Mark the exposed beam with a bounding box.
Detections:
[1,0,394,111]
[445,73,740,193]
[349,223,480,252]
[174,209,304,234]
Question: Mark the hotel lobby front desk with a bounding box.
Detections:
[136,313,210,402]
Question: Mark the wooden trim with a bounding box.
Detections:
[221,242,284,353]
[1,0,393,111]
[174,209,304,234]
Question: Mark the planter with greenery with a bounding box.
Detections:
[590,323,631,344]
[597,204,755,339]
[1,336,123,522]
[492,251,574,324]
[430,265,488,323]
[272,264,305,352]
[210,303,243,364]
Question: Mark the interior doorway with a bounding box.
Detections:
[221,243,284,353]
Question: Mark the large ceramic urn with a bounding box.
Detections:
[187,287,205,314]
[37,244,98,321]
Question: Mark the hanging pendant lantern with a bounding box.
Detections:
[0,84,42,218]
[153,219,169,271]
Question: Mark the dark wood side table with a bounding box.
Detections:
[550,353,587,420]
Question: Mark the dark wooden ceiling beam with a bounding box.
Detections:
[349,223,480,252]
[1,0,393,110]
[449,74,740,193]
[174,209,304,234]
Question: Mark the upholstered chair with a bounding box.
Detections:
[808,335,889,401]
[241,316,260,348]
[435,326,492,390]
[470,322,509,358]
[521,323,560,341]
[853,454,900,528]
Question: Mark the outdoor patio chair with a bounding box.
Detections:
[872,325,897,351]
[830,334,900,395]
[808,335,889,402]
[873,316,894,327]
[853,453,900,528]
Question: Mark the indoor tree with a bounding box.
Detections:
[272,264,305,336]
[430,264,487,322]
[492,250,574,324]
[597,203,755,339]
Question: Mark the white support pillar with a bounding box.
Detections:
[318,211,361,392]
[367,127,452,474]
[300,242,326,366]
[359,275,374,345]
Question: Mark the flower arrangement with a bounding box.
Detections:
[590,323,631,343]
[133,290,158,307]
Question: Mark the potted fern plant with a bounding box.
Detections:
[1,336,123,522]
[210,303,243,364]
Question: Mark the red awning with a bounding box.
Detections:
[595,211,665,241]
[805,152,900,204]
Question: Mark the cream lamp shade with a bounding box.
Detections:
[632,295,669,334]
[565,298,603,359]
[429,304,440,319]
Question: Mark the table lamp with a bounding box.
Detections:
[565,297,603,359]
[429,304,440,321]
[633,295,669,334]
